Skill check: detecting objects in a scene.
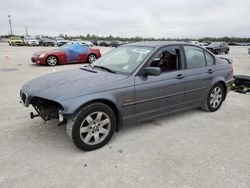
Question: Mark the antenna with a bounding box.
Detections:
[8,15,13,36]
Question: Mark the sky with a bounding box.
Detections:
[0,0,250,38]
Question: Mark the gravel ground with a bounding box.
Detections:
[0,43,250,188]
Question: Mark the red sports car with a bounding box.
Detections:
[31,44,101,66]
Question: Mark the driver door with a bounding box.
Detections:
[66,46,79,63]
[134,45,186,122]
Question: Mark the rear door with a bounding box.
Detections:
[183,45,215,107]
[134,45,186,122]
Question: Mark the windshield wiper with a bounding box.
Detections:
[93,65,116,74]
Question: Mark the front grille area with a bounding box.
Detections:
[20,91,28,105]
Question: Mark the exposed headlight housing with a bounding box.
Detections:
[59,111,64,122]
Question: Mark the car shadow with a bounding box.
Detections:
[21,108,204,153]
[119,108,203,135]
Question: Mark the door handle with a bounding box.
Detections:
[176,74,185,79]
[207,69,214,74]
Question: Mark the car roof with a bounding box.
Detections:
[126,41,193,48]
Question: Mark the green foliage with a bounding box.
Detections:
[1,34,250,43]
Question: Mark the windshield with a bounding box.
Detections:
[209,42,222,47]
[92,45,154,74]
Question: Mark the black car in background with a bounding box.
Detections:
[39,38,55,46]
[91,40,99,46]
[99,41,110,47]
[110,41,122,47]
[206,42,229,54]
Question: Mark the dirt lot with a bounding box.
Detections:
[0,43,250,188]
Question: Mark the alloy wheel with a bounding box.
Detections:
[79,111,111,145]
[209,87,223,109]
[88,54,96,63]
[47,56,57,66]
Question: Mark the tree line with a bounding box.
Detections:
[1,34,250,43]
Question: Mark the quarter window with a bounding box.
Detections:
[184,46,206,69]
[205,51,215,66]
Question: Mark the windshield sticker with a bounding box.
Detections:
[131,49,151,54]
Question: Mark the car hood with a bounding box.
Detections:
[22,68,129,102]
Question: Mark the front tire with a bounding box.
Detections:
[203,83,225,112]
[46,55,58,66]
[67,103,116,151]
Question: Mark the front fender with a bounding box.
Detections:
[60,92,120,115]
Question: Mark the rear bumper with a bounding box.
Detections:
[29,43,39,46]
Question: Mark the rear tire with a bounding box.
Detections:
[88,54,97,63]
[66,103,116,151]
[202,83,225,112]
[225,49,229,54]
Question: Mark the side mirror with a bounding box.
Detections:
[144,67,161,76]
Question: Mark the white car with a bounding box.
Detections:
[69,40,94,47]
[189,41,207,47]
[81,40,94,47]
[55,38,67,46]
[24,37,39,46]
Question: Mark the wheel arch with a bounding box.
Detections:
[46,54,59,65]
[63,97,123,132]
[210,79,227,100]
[88,53,97,58]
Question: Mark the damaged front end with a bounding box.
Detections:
[20,90,66,125]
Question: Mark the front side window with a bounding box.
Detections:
[92,46,154,74]
[149,46,181,73]
[184,46,206,69]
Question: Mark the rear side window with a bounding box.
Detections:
[205,51,215,66]
[184,46,206,69]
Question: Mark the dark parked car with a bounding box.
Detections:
[91,40,99,46]
[110,41,122,47]
[206,42,230,54]
[39,38,55,46]
[20,42,234,151]
[99,41,110,47]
